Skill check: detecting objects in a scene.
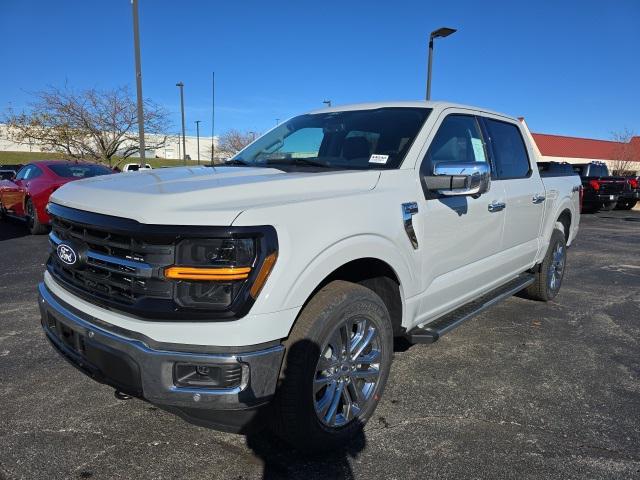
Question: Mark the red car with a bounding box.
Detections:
[0,160,113,234]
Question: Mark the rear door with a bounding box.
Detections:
[415,112,507,321]
[481,117,544,274]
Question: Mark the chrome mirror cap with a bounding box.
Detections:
[428,162,491,197]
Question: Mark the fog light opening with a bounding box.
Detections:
[173,362,244,389]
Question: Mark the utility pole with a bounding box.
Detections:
[426,27,457,100]
[195,120,201,164]
[176,82,186,164]
[275,118,280,126]
[131,0,145,167]
[322,100,332,108]
[211,71,215,165]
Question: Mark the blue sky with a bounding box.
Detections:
[1,0,638,139]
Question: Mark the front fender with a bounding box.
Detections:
[281,234,416,311]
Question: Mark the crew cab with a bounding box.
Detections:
[0,161,113,234]
[38,101,580,452]
[572,162,627,212]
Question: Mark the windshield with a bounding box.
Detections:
[231,107,431,170]
[49,164,113,178]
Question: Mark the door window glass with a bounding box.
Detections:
[24,166,42,180]
[15,165,31,181]
[425,115,488,167]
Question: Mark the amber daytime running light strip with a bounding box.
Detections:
[164,252,278,298]
[164,266,251,281]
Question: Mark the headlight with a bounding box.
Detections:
[175,238,255,267]
[165,236,277,311]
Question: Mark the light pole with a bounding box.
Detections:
[322,100,332,108]
[131,0,145,167]
[176,82,186,164]
[426,27,457,101]
[275,118,280,126]
[211,71,215,166]
[194,120,201,164]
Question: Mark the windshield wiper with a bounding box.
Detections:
[223,158,251,166]
[266,158,331,168]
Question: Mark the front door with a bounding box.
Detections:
[415,112,506,324]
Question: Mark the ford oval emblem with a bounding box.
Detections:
[57,244,78,266]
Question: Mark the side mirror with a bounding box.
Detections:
[425,162,491,197]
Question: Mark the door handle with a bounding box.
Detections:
[488,201,506,212]
[532,194,546,204]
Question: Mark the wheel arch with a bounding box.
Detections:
[556,208,572,244]
[304,257,404,336]
[279,236,415,338]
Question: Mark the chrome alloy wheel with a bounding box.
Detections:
[313,316,382,428]
[548,241,566,292]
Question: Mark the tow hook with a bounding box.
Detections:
[114,390,133,400]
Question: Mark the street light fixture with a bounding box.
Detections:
[194,120,201,164]
[322,100,332,108]
[176,81,186,164]
[426,27,457,101]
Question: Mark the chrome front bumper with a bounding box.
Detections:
[38,282,285,414]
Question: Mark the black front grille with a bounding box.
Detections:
[48,209,175,313]
[45,203,278,321]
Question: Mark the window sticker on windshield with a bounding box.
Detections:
[369,154,389,164]
[470,138,487,162]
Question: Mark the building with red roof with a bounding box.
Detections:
[517,119,640,174]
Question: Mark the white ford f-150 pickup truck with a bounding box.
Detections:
[39,101,580,451]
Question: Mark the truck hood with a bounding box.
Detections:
[50,166,381,226]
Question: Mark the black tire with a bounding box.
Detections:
[617,200,637,210]
[600,201,616,212]
[524,228,567,302]
[26,198,48,235]
[271,280,393,453]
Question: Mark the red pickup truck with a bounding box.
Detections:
[0,160,113,234]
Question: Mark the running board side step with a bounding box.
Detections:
[406,273,535,344]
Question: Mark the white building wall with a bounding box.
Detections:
[0,124,217,161]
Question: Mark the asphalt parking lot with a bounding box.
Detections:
[1,210,639,480]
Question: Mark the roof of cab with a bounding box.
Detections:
[306,100,515,121]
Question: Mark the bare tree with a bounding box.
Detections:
[2,85,171,167]
[610,128,639,175]
[206,129,257,163]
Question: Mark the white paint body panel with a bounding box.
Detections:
[47,101,581,347]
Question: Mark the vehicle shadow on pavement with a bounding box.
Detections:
[0,219,31,241]
[243,338,366,480]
